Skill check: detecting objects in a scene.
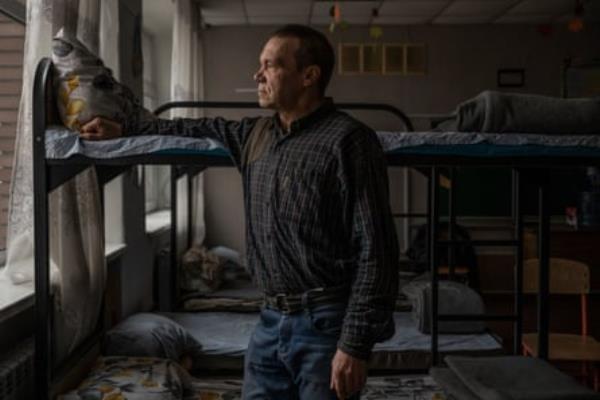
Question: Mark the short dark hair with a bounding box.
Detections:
[269,24,335,97]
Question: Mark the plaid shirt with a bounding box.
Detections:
[136,100,399,359]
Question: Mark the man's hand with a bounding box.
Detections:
[80,117,122,140]
[330,349,367,399]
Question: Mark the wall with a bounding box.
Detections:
[199,24,600,255]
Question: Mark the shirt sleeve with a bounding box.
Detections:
[336,128,399,360]
[125,110,259,169]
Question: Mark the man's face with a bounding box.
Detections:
[254,36,305,110]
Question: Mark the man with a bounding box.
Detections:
[82,24,398,400]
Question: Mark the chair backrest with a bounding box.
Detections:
[523,258,590,295]
[523,257,590,335]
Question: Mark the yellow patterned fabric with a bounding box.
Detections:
[51,29,153,133]
[58,357,195,400]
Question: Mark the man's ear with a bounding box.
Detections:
[303,65,321,89]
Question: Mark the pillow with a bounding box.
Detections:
[51,29,152,132]
[58,356,194,400]
[103,313,202,369]
[402,278,485,334]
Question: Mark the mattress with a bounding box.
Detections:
[45,126,600,160]
[182,279,263,312]
[181,275,411,313]
[163,311,502,371]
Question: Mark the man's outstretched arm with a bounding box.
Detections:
[79,115,260,169]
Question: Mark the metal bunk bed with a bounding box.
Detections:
[32,55,589,398]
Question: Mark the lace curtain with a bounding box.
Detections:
[3,0,119,364]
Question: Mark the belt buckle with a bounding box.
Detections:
[275,294,291,314]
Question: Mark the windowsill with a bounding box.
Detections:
[106,243,127,263]
[0,245,127,320]
[145,209,171,236]
[0,278,34,322]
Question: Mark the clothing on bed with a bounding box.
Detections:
[182,278,263,312]
[180,245,224,293]
[431,356,600,400]
[456,90,600,134]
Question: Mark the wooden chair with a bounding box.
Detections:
[521,258,600,390]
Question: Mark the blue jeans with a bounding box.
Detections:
[242,303,361,400]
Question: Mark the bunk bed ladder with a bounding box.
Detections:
[428,166,551,366]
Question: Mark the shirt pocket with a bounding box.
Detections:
[276,168,325,227]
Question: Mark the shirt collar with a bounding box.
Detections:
[272,98,336,135]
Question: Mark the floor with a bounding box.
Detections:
[190,375,448,400]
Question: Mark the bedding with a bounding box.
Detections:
[181,253,263,312]
[162,311,501,371]
[182,278,262,312]
[455,90,600,134]
[432,356,600,400]
[180,245,224,293]
[51,30,152,133]
[58,356,195,400]
[45,126,600,161]
[103,313,203,369]
[402,279,486,334]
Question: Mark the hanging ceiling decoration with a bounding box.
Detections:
[329,2,348,33]
[369,7,383,39]
[568,0,585,32]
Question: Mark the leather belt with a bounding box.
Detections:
[263,286,349,314]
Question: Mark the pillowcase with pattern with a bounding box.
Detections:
[58,356,195,400]
[51,28,152,133]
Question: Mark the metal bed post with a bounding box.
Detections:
[448,167,456,279]
[187,172,194,249]
[513,168,524,354]
[33,57,52,400]
[170,166,179,310]
[429,166,440,365]
[537,171,550,359]
[154,101,414,133]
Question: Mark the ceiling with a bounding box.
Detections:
[143,0,599,35]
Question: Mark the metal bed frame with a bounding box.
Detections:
[32,56,583,398]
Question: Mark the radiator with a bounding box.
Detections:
[0,338,34,400]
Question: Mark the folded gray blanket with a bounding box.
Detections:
[431,367,480,400]
[457,91,600,134]
[433,356,600,400]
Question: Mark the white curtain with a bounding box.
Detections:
[171,0,205,245]
[3,0,118,364]
[142,30,170,214]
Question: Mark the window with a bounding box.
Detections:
[339,42,427,76]
[0,12,25,252]
[404,44,427,75]
[362,44,383,74]
[383,44,404,74]
[339,44,361,75]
